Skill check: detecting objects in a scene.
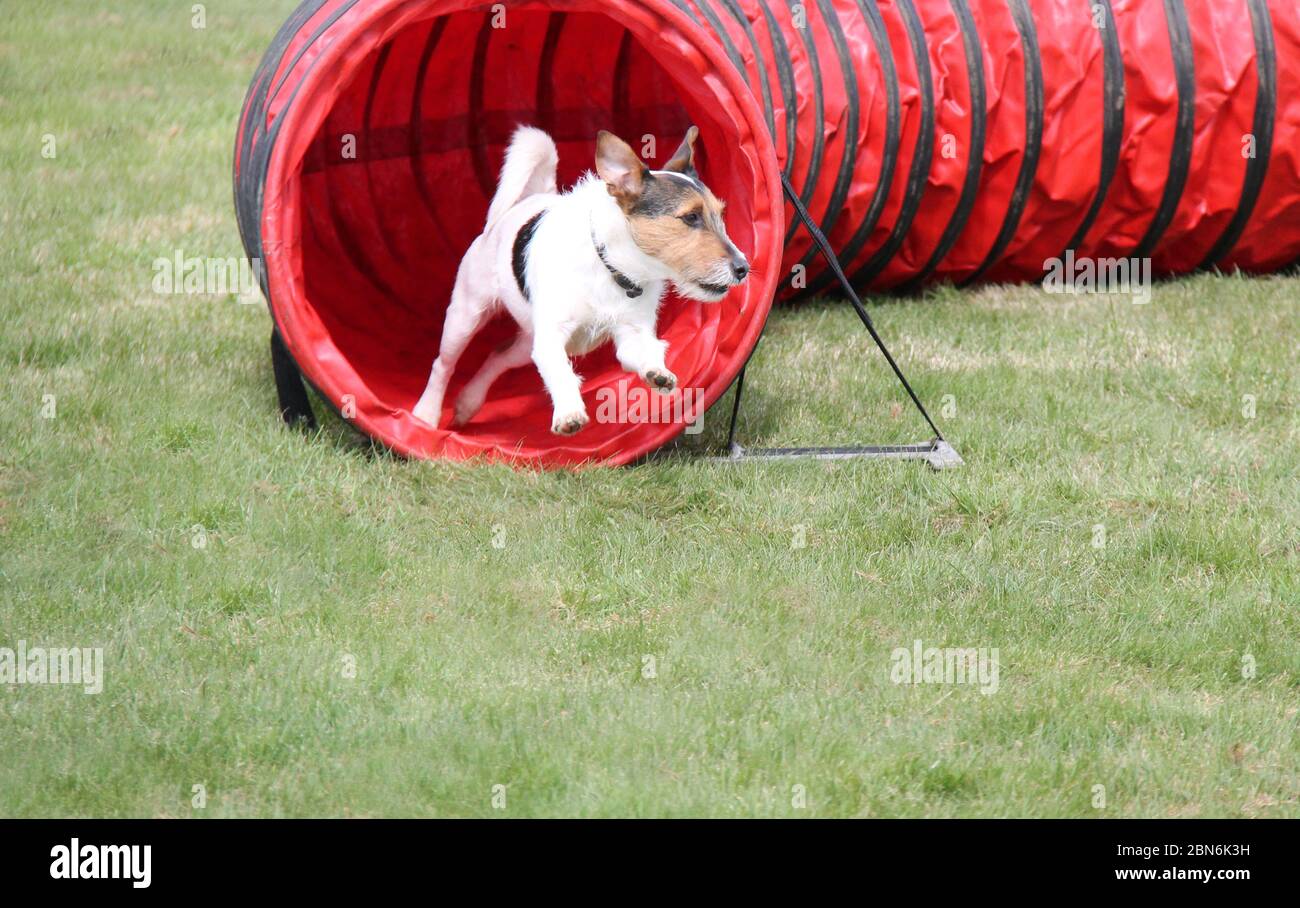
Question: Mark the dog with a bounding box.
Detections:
[411,125,749,435]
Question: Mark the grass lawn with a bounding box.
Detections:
[1,1,1298,818]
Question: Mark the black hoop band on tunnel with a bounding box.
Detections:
[1202,0,1276,270]
[1133,0,1196,259]
[961,0,1043,286]
[1062,0,1124,257]
[898,0,986,293]
[236,0,1300,468]
[846,0,932,291]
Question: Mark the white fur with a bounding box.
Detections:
[483,126,558,231]
[411,127,739,435]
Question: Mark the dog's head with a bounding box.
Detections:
[595,127,748,302]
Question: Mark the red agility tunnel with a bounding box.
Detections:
[235,0,1300,466]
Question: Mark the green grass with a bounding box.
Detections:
[2,1,1298,818]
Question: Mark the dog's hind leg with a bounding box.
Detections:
[453,329,534,426]
[412,274,492,427]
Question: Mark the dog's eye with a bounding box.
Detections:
[679,211,703,229]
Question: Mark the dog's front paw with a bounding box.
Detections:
[411,400,441,427]
[551,408,590,436]
[643,368,677,395]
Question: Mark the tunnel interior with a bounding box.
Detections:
[276,2,775,462]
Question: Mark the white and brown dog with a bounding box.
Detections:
[411,125,748,434]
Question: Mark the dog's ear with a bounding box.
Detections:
[596,131,648,207]
[663,125,700,176]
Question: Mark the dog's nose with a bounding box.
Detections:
[731,258,749,282]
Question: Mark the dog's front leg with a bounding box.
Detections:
[531,325,588,435]
[613,322,675,394]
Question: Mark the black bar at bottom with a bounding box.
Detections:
[0,818,1284,893]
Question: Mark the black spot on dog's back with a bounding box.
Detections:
[512,211,546,301]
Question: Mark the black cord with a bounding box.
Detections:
[725,365,747,450]
[780,174,944,441]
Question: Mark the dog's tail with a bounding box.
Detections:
[485,126,559,231]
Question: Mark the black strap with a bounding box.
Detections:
[797,0,897,299]
[781,0,827,244]
[271,329,317,430]
[1062,0,1124,256]
[783,0,862,285]
[833,0,923,294]
[1133,0,1195,259]
[1199,0,1276,269]
[961,0,1043,287]
[729,175,945,444]
[896,0,985,294]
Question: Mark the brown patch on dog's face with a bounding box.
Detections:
[596,127,749,302]
[628,180,729,278]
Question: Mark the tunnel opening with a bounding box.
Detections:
[258,0,781,464]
